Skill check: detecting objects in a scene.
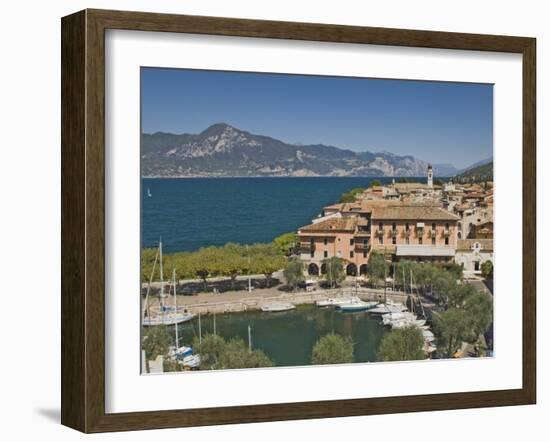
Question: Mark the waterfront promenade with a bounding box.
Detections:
[143,284,411,315]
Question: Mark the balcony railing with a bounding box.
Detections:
[429,230,436,238]
[355,243,370,251]
[375,229,384,237]
[298,245,315,254]
[391,229,398,237]
[355,230,371,237]
[444,229,451,237]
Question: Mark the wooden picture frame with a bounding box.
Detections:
[61,9,536,433]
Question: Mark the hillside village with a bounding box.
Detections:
[297,165,493,280]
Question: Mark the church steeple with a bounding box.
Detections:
[427,164,433,187]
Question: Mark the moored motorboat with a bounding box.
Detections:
[261,302,296,312]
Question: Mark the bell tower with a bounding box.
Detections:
[427,164,433,187]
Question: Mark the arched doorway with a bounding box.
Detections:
[308,263,319,276]
[320,263,327,275]
[346,263,357,276]
[359,264,368,275]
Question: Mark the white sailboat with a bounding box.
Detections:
[338,300,378,312]
[142,239,195,326]
[147,187,152,197]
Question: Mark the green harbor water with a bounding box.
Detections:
[172,305,388,367]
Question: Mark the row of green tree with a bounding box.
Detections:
[143,326,427,372]
[141,233,299,291]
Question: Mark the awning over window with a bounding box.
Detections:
[396,245,455,257]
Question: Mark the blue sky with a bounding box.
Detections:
[141,67,493,168]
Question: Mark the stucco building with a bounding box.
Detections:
[455,239,494,277]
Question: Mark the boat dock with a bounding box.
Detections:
[143,287,412,316]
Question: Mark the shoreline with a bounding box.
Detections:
[143,286,412,315]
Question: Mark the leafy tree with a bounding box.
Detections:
[397,177,410,183]
[221,253,246,289]
[254,254,286,287]
[142,325,172,361]
[368,179,382,188]
[273,232,299,255]
[367,252,387,287]
[218,338,273,369]
[163,358,184,372]
[141,247,159,283]
[377,327,425,361]
[481,260,493,279]
[434,179,444,186]
[192,333,273,370]
[447,283,476,310]
[192,333,225,368]
[283,257,305,290]
[394,260,414,289]
[432,270,457,306]
[312,333,354,365]
[322,256,345,288]
[464,292,493,337]
[192,247,224,291]
[433,308,472,357]
[340,187,366,203]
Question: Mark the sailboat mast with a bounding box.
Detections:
[248,325,252,353]
[198,312,202,348]
[159,239,164,313]
[173,269,179,348]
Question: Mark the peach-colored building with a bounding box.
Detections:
[297,204,460,277]
[370,205,459,263]
[298,215,369,277]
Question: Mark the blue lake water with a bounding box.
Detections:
[141,177,395,253]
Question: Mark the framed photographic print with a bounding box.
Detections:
[61,9,536,433]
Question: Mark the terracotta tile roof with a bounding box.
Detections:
[393,183,431,191]
[455,203,471,211]
[356,199,404,213]
[371,206,460,221]
[299,216,358,233]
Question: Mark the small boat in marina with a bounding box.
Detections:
[182,354,201,369]
[338,300,378,312]
[143,312,194,326]
[147,187,152,197]
[316,297,344,307]
[390,318,427,329]
[168,345,193,359]
[316,296,360,307]
[369,302,408,315]
[261,302,296,312]
[381,311,416,325]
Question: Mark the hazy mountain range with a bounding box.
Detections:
[141,123,491,178]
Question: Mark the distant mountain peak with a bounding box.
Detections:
[141,124,459,178]
[199,122,239,137]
